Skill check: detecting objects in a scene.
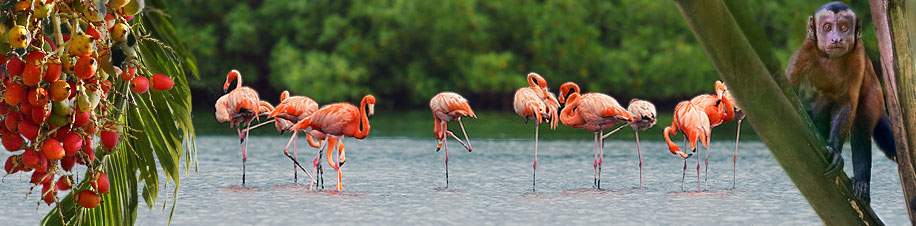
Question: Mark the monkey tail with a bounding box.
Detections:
[873,114,897,161]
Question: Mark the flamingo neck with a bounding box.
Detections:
[663,126,681,154]
[720,93,736,122]
[559,93,584,126]
[355,98,371,139]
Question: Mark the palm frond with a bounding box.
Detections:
[41,0,198,225]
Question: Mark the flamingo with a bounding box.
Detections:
[214,69,264,186]
[663,101,711,191]
[717,81,746,188]
[688,81,741,188]
[513,72,559,190]
[430,92,476,188]
[558,82,633,189]
[251,90,323,186]
[288,95,376,190]
[625,99,657,188]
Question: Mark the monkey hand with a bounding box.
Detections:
[823,146,844,176]
[850,177,871,203]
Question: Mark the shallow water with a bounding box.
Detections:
[0,137,908,225]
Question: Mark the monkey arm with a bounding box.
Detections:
[823,103,854,176]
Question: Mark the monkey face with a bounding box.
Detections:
[812,5,860,58]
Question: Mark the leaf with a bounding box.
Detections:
[42,0,198,225]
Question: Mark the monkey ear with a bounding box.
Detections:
[855,16,863,39]
[807,16,817,40]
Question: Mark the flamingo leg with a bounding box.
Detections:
[598,130,605,189]
[314,141,327,189]
[443,123,450,188]
[446,131,470,152]
[593,132,599,188]
[733,119,742,189]
[457,117,472,152]
[282,130,316,185]
[240,119,276,135]
[635,130,642,188]
[682,158,687,191]
[600,123,630,140]
[335,136,344,190]
[533,122,539,191]
[704,144,709,191]
[294,134,299,185]
[238,126,247,186]
[696,145,701,191]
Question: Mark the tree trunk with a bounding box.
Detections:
[868,0,916,223]
[674,0,882,225]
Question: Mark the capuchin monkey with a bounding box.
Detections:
[785,1,897,203]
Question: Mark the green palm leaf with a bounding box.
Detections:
[41,0,198,225]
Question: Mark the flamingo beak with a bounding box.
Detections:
[223,87,229,94]
[368,104,375,119]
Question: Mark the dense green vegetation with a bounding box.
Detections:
[166,0,877,109]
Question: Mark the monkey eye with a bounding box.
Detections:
[823,24,832,31]
[840,25,848,32]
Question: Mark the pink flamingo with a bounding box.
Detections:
[663,101,711,191]
[214,70,264,186]
[288,95,376,190]
[558,82,633,189]
[689,81,742,188]
[625,99,657,188]
[513,72,559,190]
[430,92,476,187]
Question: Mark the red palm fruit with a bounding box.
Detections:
[74,56,98,80]
[0,103,9,115]
[21,149,40,168]
[76,190,101,208]
[73,111,91,127]
[22,64,42,86]
[101,80,113,94]
[30,168,50,184]
[151,74,174,91]
[58,175,73,190]
[60,155,76,171]
[67,81,77,98]
[5,155,22,174]
[87,26,101,40]
[4,83,25,105]
[31,107,49,124]
[49,80,71,101]
[4,111,22,132]
[100,130,118,150]
[84,122,99,135]
[34,154,49,173]
[42,139,65,160]
[42,182,57,205]
[120,66,136,82]
[92,171,110,194]
[55,126,70,141]
[43,59,62,82]
[24,51,46,65]
[130,76,149,93]
[2,132,24,151]
[63,133,83,156]
[83,136,94,150]
[78,144,95,165]
[28,87,49,107]
[6,57,25,76]
[18,121,38,141]
[19,102,33,119]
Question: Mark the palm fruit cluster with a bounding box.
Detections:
[1,0,173,210]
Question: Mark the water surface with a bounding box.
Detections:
[0,137,908,225]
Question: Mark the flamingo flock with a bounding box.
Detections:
[215,69,743,192]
